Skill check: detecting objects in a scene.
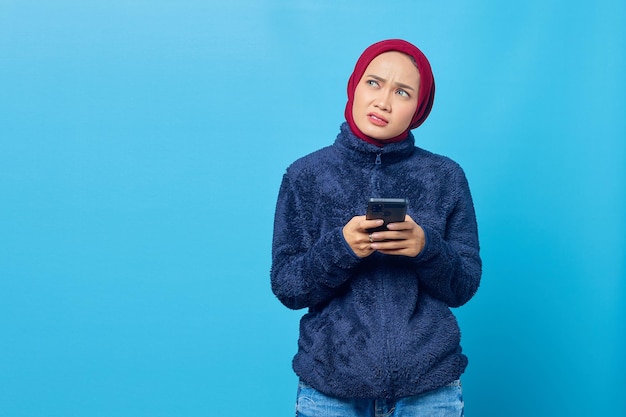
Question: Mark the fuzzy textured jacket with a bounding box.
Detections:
[271,123,481,399]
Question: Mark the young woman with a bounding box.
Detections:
[271,39,481,417]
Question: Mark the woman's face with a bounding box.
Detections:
[352,51,421,141]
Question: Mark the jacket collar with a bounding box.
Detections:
[334,122,416,165]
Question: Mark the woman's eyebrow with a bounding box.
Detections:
[366,74,416,91]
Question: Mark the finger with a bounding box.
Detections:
[371,239,408,250]
[387,213,419,229]
[361,219,384,231]
[376,248,410,256]
[385,221,412,231]
[371,230,408,241]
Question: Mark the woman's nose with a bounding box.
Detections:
[375,92,391,111]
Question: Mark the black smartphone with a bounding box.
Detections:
[366,198,408,232]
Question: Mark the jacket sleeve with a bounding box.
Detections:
[270,173,362,310]
[412,166,482,308]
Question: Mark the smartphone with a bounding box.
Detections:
[366,198,408,232]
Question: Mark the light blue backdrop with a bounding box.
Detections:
[1,1,624,416]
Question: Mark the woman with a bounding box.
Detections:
[271,39,481,416]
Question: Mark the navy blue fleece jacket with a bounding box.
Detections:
[271,123,481,399]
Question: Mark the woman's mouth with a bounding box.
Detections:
[367,113,388,127]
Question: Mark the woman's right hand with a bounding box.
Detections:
[342,216,384,258]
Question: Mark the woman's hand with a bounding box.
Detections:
[343,214,425,258]
[342,216,384,258]
[368,214,425,257]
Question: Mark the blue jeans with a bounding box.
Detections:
[295,380,464,417]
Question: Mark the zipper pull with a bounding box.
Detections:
[375,152,382,165]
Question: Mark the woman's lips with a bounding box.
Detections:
[367,113,388,126]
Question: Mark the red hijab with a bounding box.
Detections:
[345,39,436,146]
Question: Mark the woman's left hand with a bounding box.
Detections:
[369,214,425,257]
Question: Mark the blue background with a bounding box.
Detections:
[1,1,624,416]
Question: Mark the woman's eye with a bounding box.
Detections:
[397,89,409,97]
[367,79,379,87]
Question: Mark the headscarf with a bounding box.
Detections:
[344,39,436,145]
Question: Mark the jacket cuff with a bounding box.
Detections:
[311,227,362,288]
[412,225,437,263]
